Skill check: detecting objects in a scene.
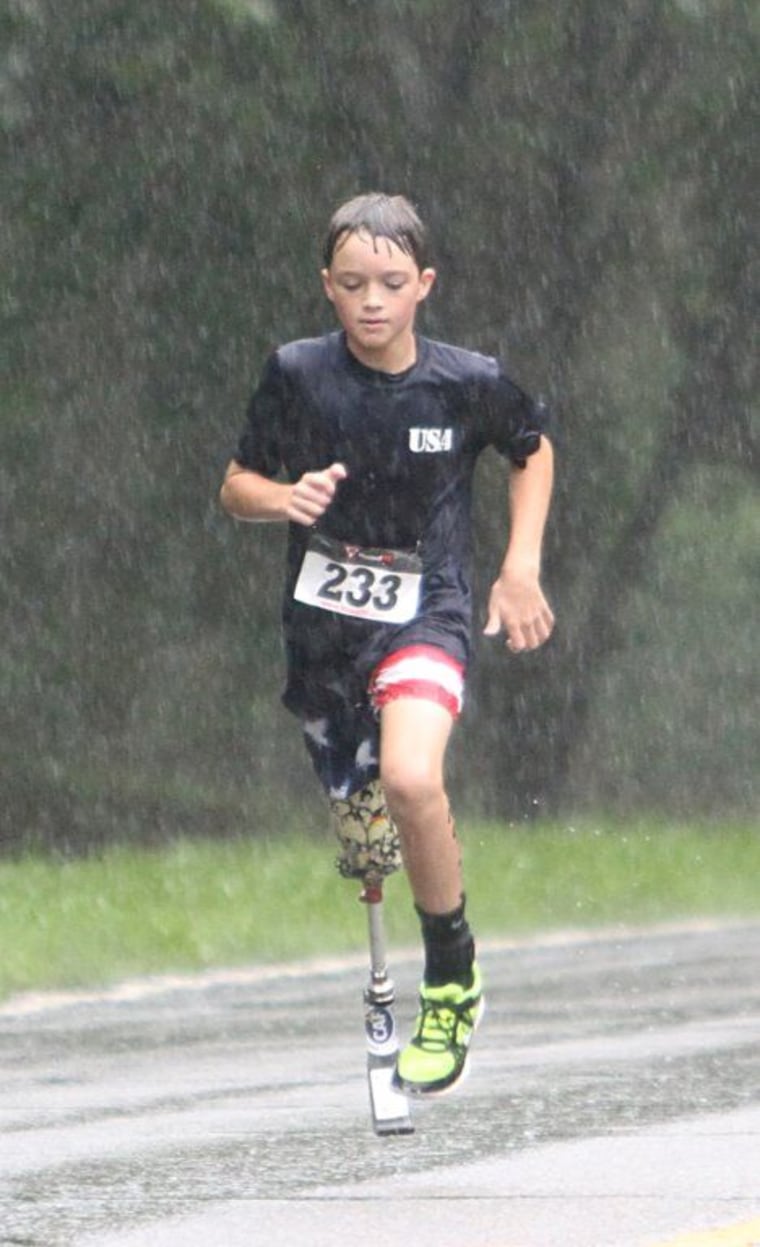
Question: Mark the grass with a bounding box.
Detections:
[1,817,758,1002]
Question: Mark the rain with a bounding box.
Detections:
[2,0,756,853]
[1,0,758,1242]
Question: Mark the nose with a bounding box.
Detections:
[362,282,383,309]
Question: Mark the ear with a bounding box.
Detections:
[416,267,436,304]
[321,268,335,303]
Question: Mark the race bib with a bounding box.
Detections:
[293,532,422,624]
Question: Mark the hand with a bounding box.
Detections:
[483,565,555,653]
[286,462,348,526]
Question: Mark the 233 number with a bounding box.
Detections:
[318,562,402,612]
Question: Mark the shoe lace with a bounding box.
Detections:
[413,995,473,1054]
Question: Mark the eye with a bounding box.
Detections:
[385,277,407,291]
[340,279,362,292]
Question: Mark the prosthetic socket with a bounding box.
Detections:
[330,779,402,882]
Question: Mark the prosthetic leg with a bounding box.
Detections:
[361,878,414,1136]
[330,780,413,1135]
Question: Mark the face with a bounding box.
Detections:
[321,229,435,373]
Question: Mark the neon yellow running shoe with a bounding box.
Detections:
[394,963,484,1096]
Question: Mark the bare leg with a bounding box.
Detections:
[379,697,461,914]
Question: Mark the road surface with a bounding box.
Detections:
[1,921,759,1246]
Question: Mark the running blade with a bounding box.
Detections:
[367,1053,414,1136]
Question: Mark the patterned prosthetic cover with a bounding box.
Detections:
[330,779,402,882]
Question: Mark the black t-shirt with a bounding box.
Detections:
[234,331,548,705]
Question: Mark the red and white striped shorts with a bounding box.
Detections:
[368,644,465,720]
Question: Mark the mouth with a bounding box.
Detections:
[359,319,387,329]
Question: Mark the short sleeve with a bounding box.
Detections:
[233,351,287,477]
[476,364,552,468]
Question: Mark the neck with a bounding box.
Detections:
[345,332,417,375]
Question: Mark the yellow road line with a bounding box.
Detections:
[651,1217,760,1246]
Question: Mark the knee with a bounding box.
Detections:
[381,756,444,821]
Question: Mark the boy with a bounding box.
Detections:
[220,193,554,1096]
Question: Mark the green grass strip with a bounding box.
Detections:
[1,818,758,1001]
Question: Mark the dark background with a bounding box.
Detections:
[2,0,757,852]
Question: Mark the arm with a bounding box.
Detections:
[219,459,347,527]
[483,435,555,653]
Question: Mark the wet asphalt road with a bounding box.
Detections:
[1,922,759,1247]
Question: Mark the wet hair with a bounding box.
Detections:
[323,193,430,271]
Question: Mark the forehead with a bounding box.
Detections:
[330,228,418,272]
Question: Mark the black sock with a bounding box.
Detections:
[417,897,475,988]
